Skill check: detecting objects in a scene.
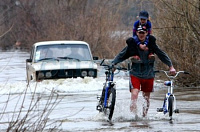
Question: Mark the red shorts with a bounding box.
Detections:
[129,75,154,92]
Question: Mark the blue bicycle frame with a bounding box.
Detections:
[96,59,127,121]
[104,71,114,107]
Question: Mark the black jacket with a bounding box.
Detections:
[112,35,173,79]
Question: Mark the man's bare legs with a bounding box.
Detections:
[130,88,151,117]
[142,92,150,117]
[130,89,139,113]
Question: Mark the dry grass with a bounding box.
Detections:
[152,0,200,86]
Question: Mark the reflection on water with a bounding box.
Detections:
[130,121,151,129]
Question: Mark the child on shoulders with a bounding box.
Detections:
[132,11,154,60]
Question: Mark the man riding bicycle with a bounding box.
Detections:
[112,26,176,117]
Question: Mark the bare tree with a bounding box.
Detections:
[0,0,133,57]
[152,0,200,86]
[1,0,198,85]
[1,84,63,131]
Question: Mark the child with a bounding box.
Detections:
[132,11,154,60]
[133,10,152,36]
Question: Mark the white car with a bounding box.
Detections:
[26,41,98,81]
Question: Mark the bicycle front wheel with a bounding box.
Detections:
[105,87,116,121]
[168,95,174,119]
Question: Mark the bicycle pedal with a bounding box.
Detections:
[157,108,163,112]
[174,109,179,113]
[96,105,103,112]
[97,95,101,100]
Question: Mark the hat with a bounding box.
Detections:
[139,11,149,19]
[137,25,147,32]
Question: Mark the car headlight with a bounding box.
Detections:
[81,71,87,77]
[38,72,44,78]
[45,72,52,78]
[88,70,95,77]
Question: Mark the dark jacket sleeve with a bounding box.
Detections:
[150,36,173,67]
[112,46,129,64]
[112,37,138,65]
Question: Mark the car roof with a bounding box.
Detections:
[33,41,89,47]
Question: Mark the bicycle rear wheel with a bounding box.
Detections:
[168,95,174,119]
[105,87,116,121]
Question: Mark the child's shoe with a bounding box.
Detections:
[130,55,141,63]
[132,55,140,60]
[148,53,155,60]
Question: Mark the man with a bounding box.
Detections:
[112,26,176,117]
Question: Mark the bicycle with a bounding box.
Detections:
[155,70,189,120]
[96,59,127,121]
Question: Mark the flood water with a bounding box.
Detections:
[0,51,200,131]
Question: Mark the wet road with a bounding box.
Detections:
[57,87,200,131]
[0,51,200,131]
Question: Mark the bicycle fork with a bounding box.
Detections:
[157,94,179,114]
[104,81,115,108]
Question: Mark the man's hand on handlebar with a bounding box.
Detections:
[111,63,116,72]
[169,66,176,75]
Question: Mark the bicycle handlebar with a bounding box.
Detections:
[155,70,189,79]
[100,59,105,66]
[100,59,127,71]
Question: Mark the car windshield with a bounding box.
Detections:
[34,44,92,62]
